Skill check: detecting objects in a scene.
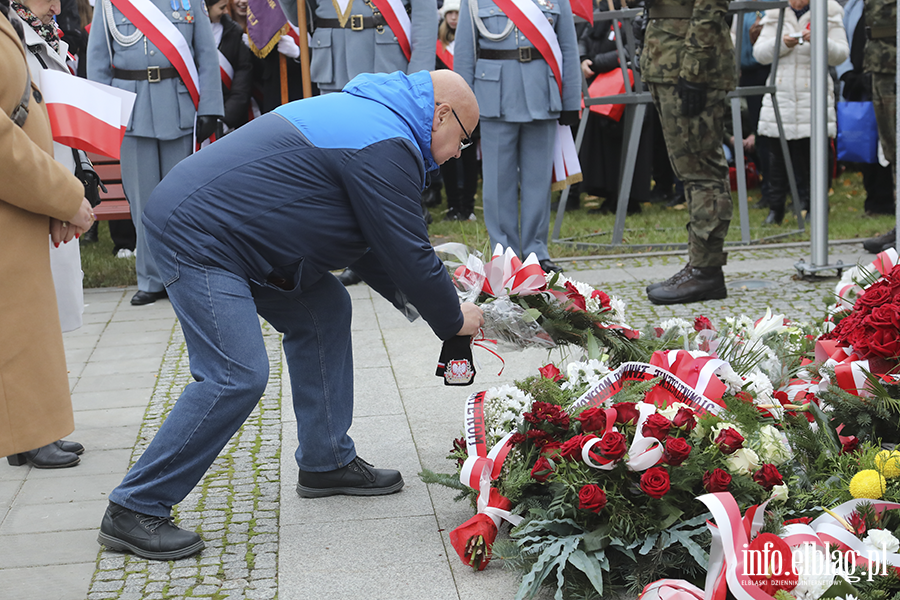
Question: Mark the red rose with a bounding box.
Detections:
[640,467,671,498]
[663,437,692,466]
[560,435,592,461]
[448,488,512,571]
[531,456,553,482]
[642,413,672,441]
[694,316,714,331]
[866,304,900,331]
[855,280,893,310]
[541,441,563,456]
[538,364,564,382]
[598,431,627,461]
[752,464,784,490]
[576,407,607,433]
[590,289,611,310]
[578,484,608,513]
[714,427,744,454]
[672,407,696,432]
[613,402,640,425]
[703,468,732,493]
[564,282,587,312]
[855,326,900,359]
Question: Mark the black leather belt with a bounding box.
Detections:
[478,48,544,62]
[114,66,179,82]
[316,14,387,30]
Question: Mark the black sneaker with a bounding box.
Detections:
[98,502,205,560]
[863,228,896,254]
[646,262,692,294]
[296,456,404,498]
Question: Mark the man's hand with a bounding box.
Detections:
[456,302,484,336]
[581,58,594,79]
[676,77,707,118]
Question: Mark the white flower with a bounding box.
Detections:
[658,318,694,339]
[752,308,787,340]
[864,529,900,555]
[608,295,627,323]
[724,448,760,474]
[482,385,532,445]
[770,484,789,502]
[560,359,612,391]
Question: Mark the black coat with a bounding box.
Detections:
[218,15,254,128]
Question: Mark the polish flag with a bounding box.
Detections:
[39,70,136,159]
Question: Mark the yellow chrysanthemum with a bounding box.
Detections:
[849,469,887,499]
[875,450,900,479]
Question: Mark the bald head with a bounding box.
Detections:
[431,70,478,133]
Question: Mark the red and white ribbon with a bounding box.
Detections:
[109,0,201,108]
[581,402,663,472]
[492,0,563,93]
[552,123,582,189]
[218,50,233,90]
[641,579,705,600]
[40,70,136,159]
[369,0,412,61]
[436,39,454,70]
[835,248,898,310]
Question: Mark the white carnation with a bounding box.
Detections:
[864,529,900,555]
[791,546,836,600]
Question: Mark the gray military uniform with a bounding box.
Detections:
[278,0,437,93]
[87,0,223,293]
[454,0,580,261]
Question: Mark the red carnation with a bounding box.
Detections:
[509,433,527,446]
[714,427,744,454]
[640,467,671,498]
[663,437,692,466]
[613,402,640,425]
[590,289,611,310]
[672,407,696,432]
[598,431,627,461]
[452,437,467,466]
[563,282,587,311]
[752,464,784,490]
[449,488,513,571]
[576,407,607,433]
[538,364,564,382]
[703,468,732,493]
[530,456,553,482]
[578,484,608,513]
[642,413,672,441]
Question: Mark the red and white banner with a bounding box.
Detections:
[109,0,201,108]
[40,70,136,159]
[436,39,454,70]
[492,0,563,93]
[369,0,412,61]
[218,50,233,90]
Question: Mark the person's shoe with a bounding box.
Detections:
[443,209,461,221]
[115,248,135,259]
[666,192,686,208]
[647,266,727,305]
[539,259,564,273]
[296,456,404,498]
[55,439,84,455]
[764,206,785,225]
[863,228,896,254]
[81,222,99,243]
[131,290,167,306]
[336,269,362,286]
[98,502,205,560]
[645,261,692,294]
[7,443,80,468]
[649,187,675,204]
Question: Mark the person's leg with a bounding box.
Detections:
[788,138,811,213]
[480,119,522,254]
[120,136,158,290]
[864,72,897,252]
[518,119,556,261]
[441,157,463,218]
[108,240,270,517]
[763,136,789,223]
[460,143,479,216]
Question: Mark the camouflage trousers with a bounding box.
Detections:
[872,72,896,167]
[649,82,733,268]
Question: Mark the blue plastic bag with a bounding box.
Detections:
[836,101,879,163]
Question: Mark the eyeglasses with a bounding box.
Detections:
[438,103,473,151]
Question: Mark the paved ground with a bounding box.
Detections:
[0,241,877,600]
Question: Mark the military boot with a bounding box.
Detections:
[863,228,896,254]
[645,262,692,294]
[647,266,727,305]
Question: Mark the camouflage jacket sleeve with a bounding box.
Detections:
[680,0,731,84]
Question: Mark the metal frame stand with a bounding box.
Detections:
[552,1,803,252]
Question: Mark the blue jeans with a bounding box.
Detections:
[110,231,356,517]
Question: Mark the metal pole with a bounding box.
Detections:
[809,0,829,267]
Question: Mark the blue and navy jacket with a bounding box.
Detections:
[143,71,464,340]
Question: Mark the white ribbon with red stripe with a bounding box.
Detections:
[581,402,664,471]
[218,50,233,90]
[458,391,523,527]
[40,70,136,159]
[436,39,454,69]
[491,0,563,94]
[835,248,898,310]
[369,0,412,61]
[641,579,706,600]
[552,123,582,188]
[109,0,201,108]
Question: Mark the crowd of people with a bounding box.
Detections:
[1,0,896,563]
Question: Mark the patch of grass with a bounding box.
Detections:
[80,221,137,288]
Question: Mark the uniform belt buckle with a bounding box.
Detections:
[350,14,364,30]
[147,66,161,83]
[518,47,532,62]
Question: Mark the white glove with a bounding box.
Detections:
[277,35,300,59]
[242,32,250,48]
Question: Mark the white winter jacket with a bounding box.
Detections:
[752,0,849,139]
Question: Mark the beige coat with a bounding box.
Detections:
[0,11,84,457]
